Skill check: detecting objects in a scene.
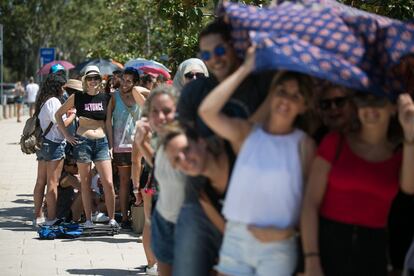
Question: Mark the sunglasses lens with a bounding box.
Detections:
[214,45,226,57]
[184,73,194,79]
[200,51,211,61]
[195,73,205,79]
[319,97,348,110]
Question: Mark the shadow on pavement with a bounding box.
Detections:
[0,205,33,230]
[12,198,34,205]
[66,268,142,275]
[61,237,139,244]
[16,194,34,197]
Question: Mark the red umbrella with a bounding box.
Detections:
[37,60,75,75]
[139,66,171,79]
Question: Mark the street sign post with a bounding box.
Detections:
[0,24,3,106]
[39,48,55,67]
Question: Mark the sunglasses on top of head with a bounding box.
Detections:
[199,45,227,62]
[319,96,349,111]
[184,72,205,80]
[352,94,389,108]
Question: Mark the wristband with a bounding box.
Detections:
[133,188,139,194]
[304,252,320,258]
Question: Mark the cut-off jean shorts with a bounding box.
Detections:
[216,221,297,276]
[73,135,111,163]
[36,138,66,162]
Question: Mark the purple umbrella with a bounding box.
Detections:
[220,0,414,98]
[37,60,75,75]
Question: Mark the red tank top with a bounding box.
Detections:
[318,132,402,228]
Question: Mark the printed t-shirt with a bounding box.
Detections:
[74,92,110,121]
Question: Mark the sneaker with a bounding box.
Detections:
[145,263,158,275]
[92,212,110,223]
[44,218,59,226]
[33,217,45,228]
[83,220,94,228]
[108,219,120,229]
[120,220,132,230]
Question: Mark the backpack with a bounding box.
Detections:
[19,103,53,154]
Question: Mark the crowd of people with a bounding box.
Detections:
[24,16,414,276]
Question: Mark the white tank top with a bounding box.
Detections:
[222,126,305,229]
[154,145,187,223]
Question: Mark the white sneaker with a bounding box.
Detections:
[145,263,158,275]
[108,219,120,229]
[33,217,45,227]
[44,218,58,226]
[92,212,110,223]
[83,220,94,228]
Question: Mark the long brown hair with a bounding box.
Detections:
[34,74,66,115]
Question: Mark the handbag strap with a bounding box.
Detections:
[42,122,53,137]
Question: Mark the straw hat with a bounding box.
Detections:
[65,79,83,92]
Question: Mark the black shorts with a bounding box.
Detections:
[139,159,151,190]
[113,152,132,166]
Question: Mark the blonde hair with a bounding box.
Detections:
[142,85,177,117]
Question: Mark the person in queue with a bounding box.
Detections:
[55,65,119,228]
[33,74,74,226]
[199,45,315,275]
[134,86,185,276]
[301,92,414,276]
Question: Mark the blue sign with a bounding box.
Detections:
[40,48,55,66]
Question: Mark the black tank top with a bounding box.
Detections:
[74,92,110,121]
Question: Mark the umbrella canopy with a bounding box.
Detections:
[125,58,171,73]
[139,66,171,79]
[38,60,75,75]
[220,0,414,98]
[74,58,123,76]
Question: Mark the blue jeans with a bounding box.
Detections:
[73,135,110,163]
[36,138,66,161]
[151,209,175,265]
[216,221,297,276]
[173,201,222,276]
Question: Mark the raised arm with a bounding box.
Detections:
[134,117,155,167]
[398,93,414,194]
[198,46,256,152]
[301,157,330,276]
[132,86,149,107]
[55,94,76,145]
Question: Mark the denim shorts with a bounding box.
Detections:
[36,138,66,161]
[73,135,111,163]
[151,208,175,265]
[216,221,297,276]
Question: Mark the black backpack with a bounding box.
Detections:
[20,103,53,154]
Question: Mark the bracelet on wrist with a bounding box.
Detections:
[304,252,320,258]
[133,188,139,194]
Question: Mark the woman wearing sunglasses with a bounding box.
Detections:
[302,92,414,276]
[55,65,118,228]
[172,58,209,94]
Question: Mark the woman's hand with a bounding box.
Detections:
[304,260,325,276]
[65,134,78,145]
[398,93,414,142]
[134,117,152,146]
[241,45,256,74]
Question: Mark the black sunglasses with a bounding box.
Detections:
[184,72,205,80]
[86,76,101,81]
[199,45,227,61]
[319,96,349,111]
[352,94,389,108]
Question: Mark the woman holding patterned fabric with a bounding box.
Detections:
[106,67,141,229]
[302,92,414,276]
[55,65,118,228]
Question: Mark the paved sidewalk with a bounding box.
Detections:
[0,116,147,276]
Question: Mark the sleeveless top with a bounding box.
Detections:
[112,91,141,153]
[222,126,305,229]
[74,91,110,121]
[154,145,187,224]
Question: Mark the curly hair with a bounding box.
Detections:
[34,74,66,115]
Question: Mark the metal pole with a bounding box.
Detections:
[0,24,3,106]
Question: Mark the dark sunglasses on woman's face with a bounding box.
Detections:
[319,96,349,111]
[352,94,389,108]
[86,76,100,81]
[199,45,227,62]
[184,72,205,80]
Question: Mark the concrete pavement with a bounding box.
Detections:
[0,115,147,276]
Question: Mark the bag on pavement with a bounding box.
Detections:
[19,103,53,154]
